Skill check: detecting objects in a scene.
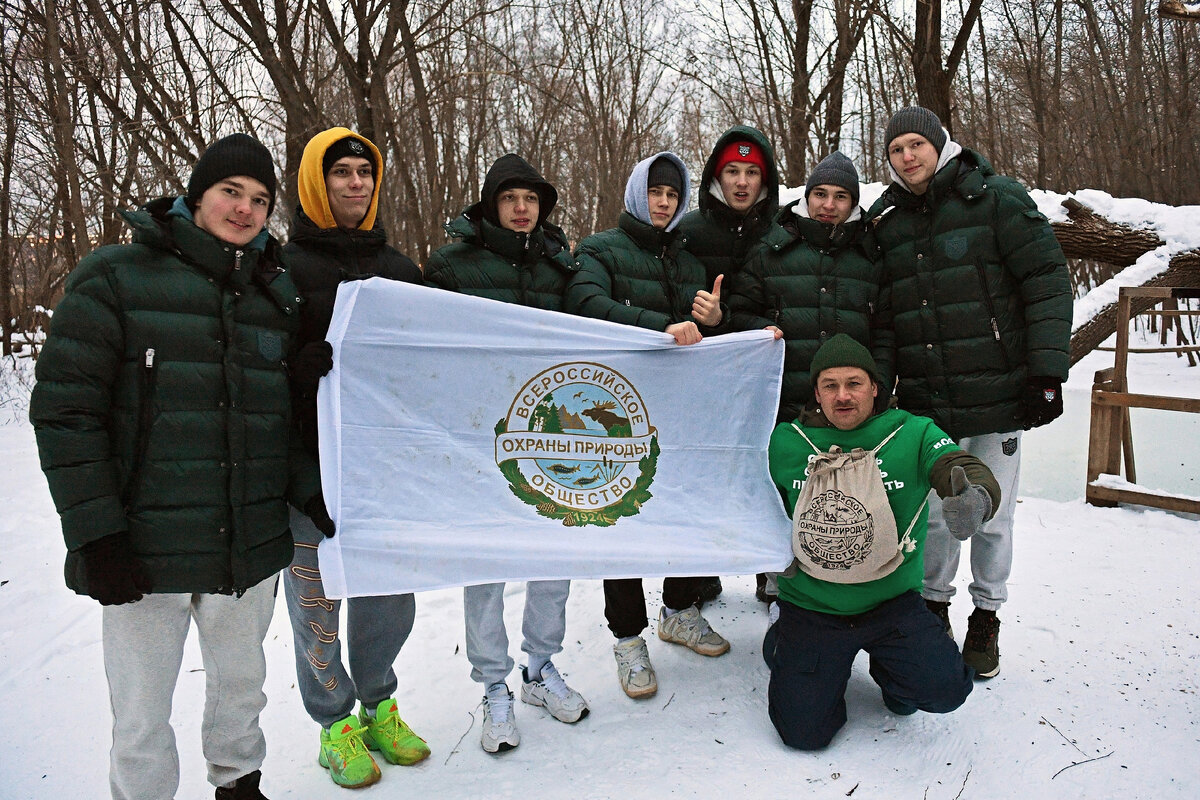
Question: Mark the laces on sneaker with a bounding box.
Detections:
[329,721,370,762]
[484,684,512,724]
[537,663,572,699]
[373,707,405,740]
[615,638,650,673]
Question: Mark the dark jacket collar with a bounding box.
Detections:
[121,198,289,303]
[618,211,680,255]
[762,199,865,252]
[445,205,573,266]
[289,207,389,254]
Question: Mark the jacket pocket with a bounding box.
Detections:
[973,266,1011,370]
[122,347,159,510]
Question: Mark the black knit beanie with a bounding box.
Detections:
[804,151,860,207]
[187,133,277,212]
[810,334,881,386]
[322,136,377,176]
[647,157,683,192]
[884,106,947,154]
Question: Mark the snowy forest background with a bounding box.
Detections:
[2,0,1199,355]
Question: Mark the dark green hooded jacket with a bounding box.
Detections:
[424,155,576,309]
[731,199,890,422]
[866,148,1072,438]
[568,151,724,333]
[568,213,719,332]
[30,198,320,595]
[676,126,780,293]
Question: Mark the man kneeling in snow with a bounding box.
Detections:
[763,334,998,749]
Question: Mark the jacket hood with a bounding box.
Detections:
[868,147,995,223]
[623,151,690,232]
[479,153,558,228]
[884,129,963,193]
[297,127,384,231]
[698,125,779,216]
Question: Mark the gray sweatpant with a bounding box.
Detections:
[463,580,570,687]
[102,576,277,800]
[923,430,1022,611]
[283,508,416,728]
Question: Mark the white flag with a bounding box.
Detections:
[317,279,791,598]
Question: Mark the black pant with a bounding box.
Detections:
[603,576,710,639]
[763,591,973,750]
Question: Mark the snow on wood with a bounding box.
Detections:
[1090,472,1200,502]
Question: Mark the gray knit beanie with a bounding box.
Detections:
[884,106,947,153]
[804,151,860,208]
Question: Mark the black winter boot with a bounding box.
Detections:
[215,770,268,800]
[963,608,1001,679]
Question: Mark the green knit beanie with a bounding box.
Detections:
[810,334,881,386]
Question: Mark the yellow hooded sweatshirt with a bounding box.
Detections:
[297,127,384,231]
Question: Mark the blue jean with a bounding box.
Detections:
[283,509,416,728]
[764,591,973,750]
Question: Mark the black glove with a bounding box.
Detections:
[79,532,153,605]
[1023,376,1063,429]
[290,341,333,397]
[941,466,992,541]
[304,495,336,538]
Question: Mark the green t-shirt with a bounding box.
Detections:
[768,408,960,615]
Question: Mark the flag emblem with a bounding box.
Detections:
[495,362,658,526]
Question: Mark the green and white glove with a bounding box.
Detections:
[941,466,992,541]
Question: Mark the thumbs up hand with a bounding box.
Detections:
[692,274,724,327]
[941,466,992,541]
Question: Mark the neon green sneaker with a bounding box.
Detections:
[318,714,381,789]
[359,698,431,766]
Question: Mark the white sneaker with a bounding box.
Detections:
[657,605,730,656]
[480,683,520,754]
[613,636,658,699]
[521,662,590,723]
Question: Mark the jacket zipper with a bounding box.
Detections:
[973,265,1010,368]
[658,245,684,324]
[122,347,159,510]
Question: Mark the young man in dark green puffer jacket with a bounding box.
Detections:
[424,153,576,311]
[732,150,891,426]
[424,154,589,756]
[676,125,780,605]
[866,106,1072,680]
[732,151,891,607]
[676,125,780,295]
[30,133,325,800]
[566,152,728,701]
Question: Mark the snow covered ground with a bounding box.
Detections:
[3,330,1198,800]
